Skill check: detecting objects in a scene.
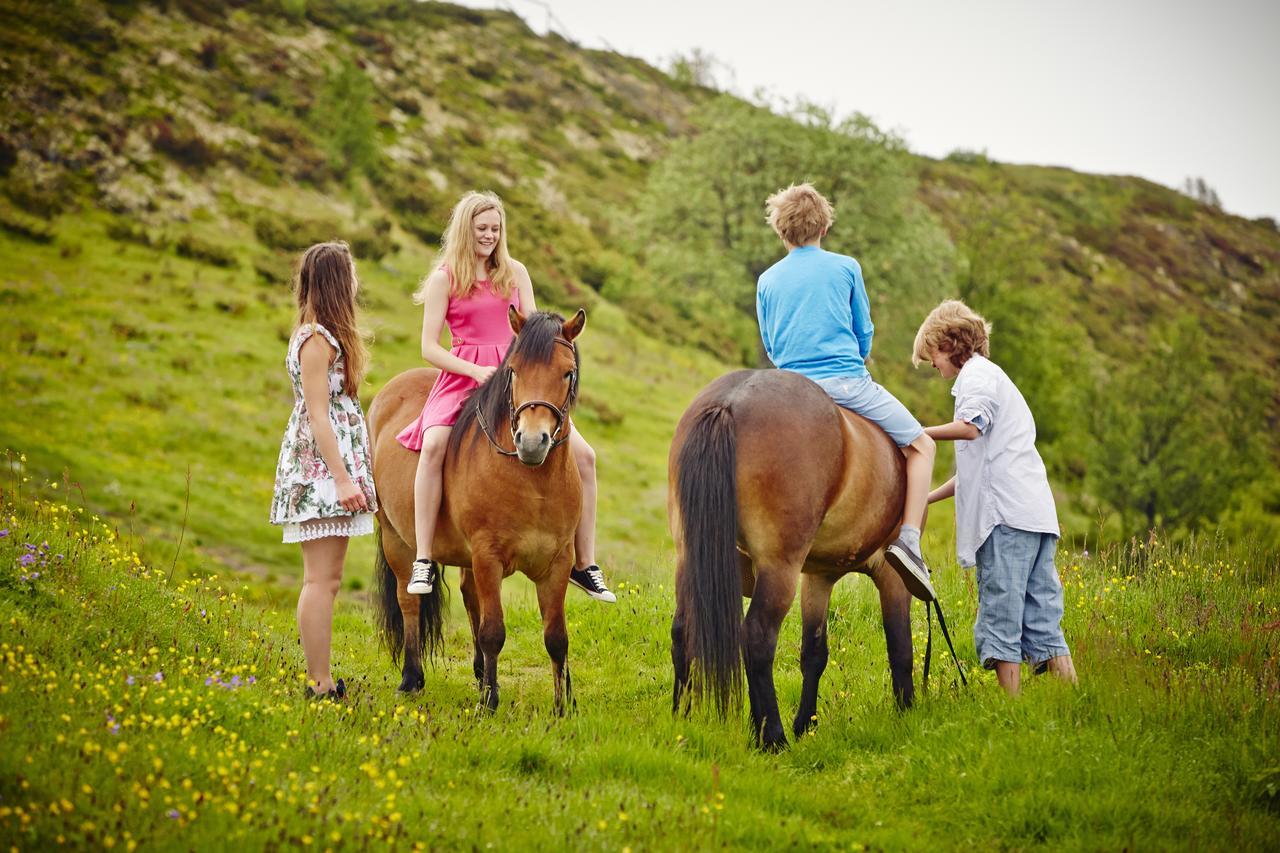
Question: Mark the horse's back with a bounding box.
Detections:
[672,369,904,570]
[367,368,444,556]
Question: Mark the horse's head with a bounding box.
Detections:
[452,308,585,465]
[501,307,585,466]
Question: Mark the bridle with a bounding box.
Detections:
[475,337,579,458]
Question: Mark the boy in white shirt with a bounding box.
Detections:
[913,300,1077,694]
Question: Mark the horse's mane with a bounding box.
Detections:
[448,311,579,455]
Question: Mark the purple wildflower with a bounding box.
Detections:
[0,529,8,538]
[247,676,256,685]
[167,809,180,820]
[126,675,135,686]
[204,676,215,686]
[152,671,163,683]
[199,609,206,619]
[18,553,36,567]
[229,675,242,687]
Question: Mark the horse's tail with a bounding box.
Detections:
[372,524,448,665]
[676,403,742,718]
[372,524,406,665]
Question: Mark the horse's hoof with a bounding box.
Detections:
[792,714,818,739]
[397,675,425,693]
[760,735,789,753]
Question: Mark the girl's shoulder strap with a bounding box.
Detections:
[295,322,342,357]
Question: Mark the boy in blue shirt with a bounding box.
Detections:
[756,183,938,600]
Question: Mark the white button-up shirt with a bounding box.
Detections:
[952,355,1059,567]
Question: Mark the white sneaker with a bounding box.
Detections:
[407,559,437,595]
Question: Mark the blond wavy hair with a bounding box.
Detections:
[765,182,834,246]
[912,300,992,369]
[414,191,517,302]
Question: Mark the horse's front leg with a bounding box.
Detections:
[471,550,506,712]
[793,572,837,738]
[459,567,483,687]
[535,553,574,716]
[742,565,799,751]
[871,558,915,709]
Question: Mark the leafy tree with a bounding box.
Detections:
[626,96,952,366]
[312,58,380,182]
[1086,318,1261,533]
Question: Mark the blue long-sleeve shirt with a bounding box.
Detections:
[755,245,874,381]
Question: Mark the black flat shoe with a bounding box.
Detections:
[304,678,347,702]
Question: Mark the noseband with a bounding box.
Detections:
[476,337,578,458]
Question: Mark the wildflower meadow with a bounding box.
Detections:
[1,456,1277,850]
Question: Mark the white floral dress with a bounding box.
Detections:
[270,324,378,543]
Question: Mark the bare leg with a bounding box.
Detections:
[1045,654,1077,683]
[995,661,1021,695]
[569,428,597,568]
[412,425,451,560]
[900,432,936,531]
[298,535,349,694]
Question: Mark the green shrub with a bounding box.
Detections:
[0,202,54,242]
[175,233,237,267]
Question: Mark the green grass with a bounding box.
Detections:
[2,484,1277,849]
[0,213,726,594]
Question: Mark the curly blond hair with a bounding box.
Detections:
[765,182,833,246]
[912,300,992,369]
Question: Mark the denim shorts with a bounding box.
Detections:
[974,524,1070,668]
[812,375,924,447]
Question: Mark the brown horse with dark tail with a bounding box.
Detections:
[367,308,585,713]
[669,369,915,750]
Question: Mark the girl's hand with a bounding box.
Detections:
[336,478,369,513]
[471,365,497,384]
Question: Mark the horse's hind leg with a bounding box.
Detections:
[535,560,573,716]
[382,529,426,693]
[742,565,799,751]
[793,572,838,739]
[459,568,483,687]
[871,559,915,709]
[670,552,692,715]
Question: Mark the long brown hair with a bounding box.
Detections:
[413,191,517,303]
[293,241,370,397]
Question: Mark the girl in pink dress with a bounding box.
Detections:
[396,191,614,603]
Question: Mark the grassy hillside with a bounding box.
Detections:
[4,0,1280,577]
[2,483,1278,848]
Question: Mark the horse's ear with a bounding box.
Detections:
[561,308,586,342]
[509,305,526,335]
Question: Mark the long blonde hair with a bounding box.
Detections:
[415,191,517,302]
[293,241,370,397]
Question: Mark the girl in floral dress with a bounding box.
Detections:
[397,191,614,603]
[270,241,378,699]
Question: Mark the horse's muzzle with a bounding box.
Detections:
[514,430,552,466]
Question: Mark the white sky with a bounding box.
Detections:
[457,0,1280,220]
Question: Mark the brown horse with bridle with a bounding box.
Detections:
[669,368,917,749]
[367,308,585,713]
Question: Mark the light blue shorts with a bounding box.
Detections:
[974,525,1070,668]
[812,375,924,447]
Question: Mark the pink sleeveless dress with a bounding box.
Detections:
[396,270,521,451]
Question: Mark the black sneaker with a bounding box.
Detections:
[407,559,437,595]
[885,538,937,602]
[568,564,616,603]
